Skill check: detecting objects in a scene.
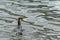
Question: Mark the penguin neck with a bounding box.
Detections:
[18,21,21,29]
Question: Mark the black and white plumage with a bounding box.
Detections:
[16,17,23,35]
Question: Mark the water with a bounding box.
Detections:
[0,0,60,40]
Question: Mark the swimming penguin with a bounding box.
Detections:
[16,17,23,35]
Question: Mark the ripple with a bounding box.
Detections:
[0,0,60,40]
[0,8,21,16]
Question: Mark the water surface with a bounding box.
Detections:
[0,0,60,40]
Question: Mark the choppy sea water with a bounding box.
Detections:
[0,0,60,40]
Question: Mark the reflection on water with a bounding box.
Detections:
[0,0,60,40]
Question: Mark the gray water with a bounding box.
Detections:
[0,0,60,40]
